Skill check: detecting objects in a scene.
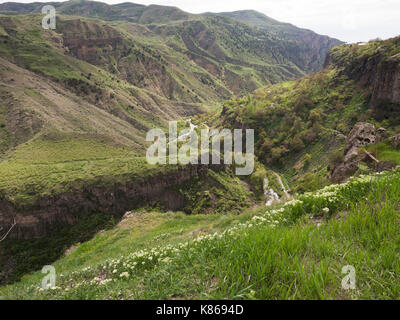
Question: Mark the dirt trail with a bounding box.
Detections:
[273,172,292,200]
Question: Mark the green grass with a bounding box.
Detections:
[8,134,137,164]
[2,169,399,299]
[0,157,157,204]
[367,141,400,164]
[0,134,161,204]
[0,129,254,207]
[0,16,83,82]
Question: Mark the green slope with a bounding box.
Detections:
[2,168,399,299]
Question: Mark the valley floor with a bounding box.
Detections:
[1,168,400,300]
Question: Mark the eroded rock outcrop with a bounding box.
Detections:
[345,122,376,151]
[330,123,395,182]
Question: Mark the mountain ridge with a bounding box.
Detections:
[0,2,343,157]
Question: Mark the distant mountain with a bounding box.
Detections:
[203,9,342,72]
[0,1,343,156]
[0,0,191,23]
[203,10,284,29]
[1,1,342,76]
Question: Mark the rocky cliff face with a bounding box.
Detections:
[326,38,400,119]
[56,19,192,102]
[370,55,400,115]
[59,19,124,66]
[0,164,224,240]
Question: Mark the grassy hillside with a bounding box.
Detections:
[2,168,399,299]
[0,0,190,24]
[203,10,340,72]
[0,102,253,283]
[0,137,150,205]
[0,13,204,205]
[218,69,361,192]
[0,14,205,157]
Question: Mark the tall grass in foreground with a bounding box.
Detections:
[2,169,400,299]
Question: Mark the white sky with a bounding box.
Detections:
[1,0,399,43]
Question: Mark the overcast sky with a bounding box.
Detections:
[1,0,399,43]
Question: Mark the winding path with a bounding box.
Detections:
[273,172,292,200]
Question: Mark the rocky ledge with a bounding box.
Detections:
[331,122,396,183]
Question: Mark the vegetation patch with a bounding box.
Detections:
[178,169,253,215]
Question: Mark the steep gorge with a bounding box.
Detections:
[0,164,226,240]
